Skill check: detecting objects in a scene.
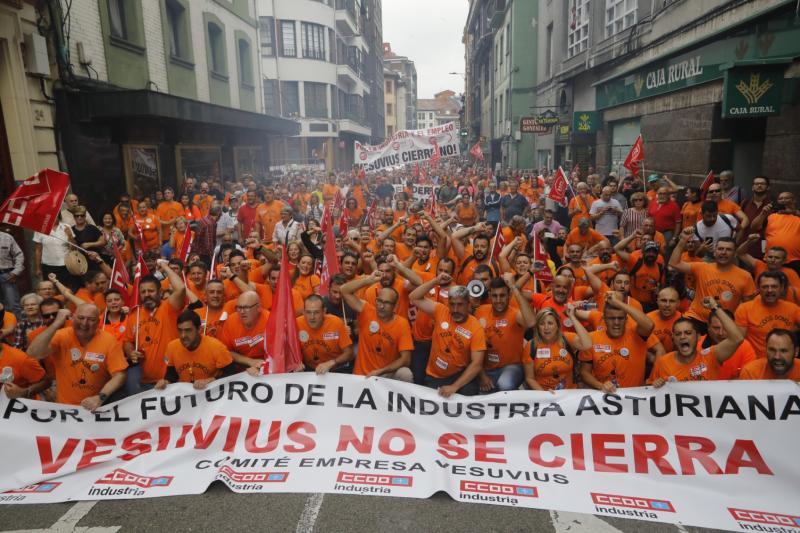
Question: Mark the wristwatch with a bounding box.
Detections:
[98,392,108,404]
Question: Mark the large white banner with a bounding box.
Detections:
[1,375,798,533]
[355,122,460,172]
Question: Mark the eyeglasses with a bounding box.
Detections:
[42,312,59,319]
[707,189,721,193]
[75,214,86,218]
[235,303,259,312]
[633,199,644,202]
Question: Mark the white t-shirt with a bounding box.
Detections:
[33,222,71,266]
[694,214,737,248]
[589,198,622,236]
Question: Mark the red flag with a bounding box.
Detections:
[430,139,441,167]
[365,199,377,231]
[109,241,131,305]
[420,164,427,182]
[318,218,340,298]
[320,204,331,234]
[333,190,344,212]
[177,225,193,262]
[357,167,366,182]
[490,224,506,263]
[130,253,150,308]
[0,169,70,234]
[531,233,553,284]
[413,162,420,178]
[429,188,438,216]
[700,170,715,199]
[469,142,484,161]
[547,166,569,206]
[623,135,644,177]
[338,208,350,237]
[264,249,303,373]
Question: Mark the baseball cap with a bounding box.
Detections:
[644,241,660,253]
[577,218,590,227]
[647,174,660,183]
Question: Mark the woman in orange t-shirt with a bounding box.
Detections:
[523,307,591,391]
[292,254,320,301]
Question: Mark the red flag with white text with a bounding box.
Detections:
[177,225,193,263]
[264,249,304,373]
[0,169,70,234]
[700,170,715,199]
[490,224,506,263]
[109,241,131,305]
[365,199,377,231]
[547,166,569,206]
[130,253,150,308]
[623,135,645,177]
[430,139,441,167]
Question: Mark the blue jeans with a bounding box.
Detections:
[123,364,155,397]
[411,340,432,385]
[0,272,21,319]
[484,364,524,391]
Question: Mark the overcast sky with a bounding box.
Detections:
[383,0,469,99]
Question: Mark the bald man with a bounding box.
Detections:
[28,303,127,410]
[220,290,271,372]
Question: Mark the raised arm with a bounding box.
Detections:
[605,291,654,338]
[340,271,381,314]
[503,272,535,328]
[703,298,744,363]
[736,234,760,269]
[408,273,450,316]
[28,308,71,360]
[613,230,639,263]
[156,259,186,310]
[668,227,694,275]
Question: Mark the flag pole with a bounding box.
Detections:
[134,305,140,351]
[48,234,93,255]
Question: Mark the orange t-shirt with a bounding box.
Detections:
[647,346,720,383]
[156,201,183,225]
[165,336,233,382]
[296,314,352,369]
[222,278,271,305]
[565,228,606,251]
[411,280,447,341]
[193,194,213,217]
[101,317,128,342]
[322,184,340,205]
[134,214,161,251]
[256,201,287,243]
[625,251,664,305]
[72,288,107,313]
[0,344,45,387]
[752,260,800,292]
[456,203,478,226]
[353,302,414,376]
[425,302,487,379]
[739,358,800,381]
[580,323,656,388]
[474,304,524,370]
[646,310,681,352]
[363,278,412,324]
[50,327,128,405]
[568,195,593,230]
[123,301,181,383]
[681,202,702,231]
[698,335,756,380]
[521,332,577,390]
[695,198,740,220]
[734,296,800,356]
[195,306,229,339]
[685,262,756,323]
[293,274,320,301]
[220,310,270,360]
[765,213,800,263]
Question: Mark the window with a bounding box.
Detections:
[545,23,553,78]
[238,38,253,86]
[500,35,504,64]
[506,23,511,55]
[387,125,394,135]
[605,0,636,38]
[165,0,186,58]
[279,20,296,57]
[301,22,326,60]
[208,22,225,74]
[281,81,299,116]
[304,82,328,118]
[263,79,279,115]
[328,28,336,62]
[386,103,393,116]
[568,0,589,58]
[259,17,275,56]
[108,0,128,40]
[385,80,392,93]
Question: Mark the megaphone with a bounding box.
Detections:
[467,279,486,299]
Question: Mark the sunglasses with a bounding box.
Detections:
[42,312,59,319]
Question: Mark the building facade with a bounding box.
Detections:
[417,90,461,131]
[257,0,383,171]
[383,42,417,130]
[535,0,800,190]
[383,67,400,136]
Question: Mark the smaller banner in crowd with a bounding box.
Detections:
[412,184,441,203]
[354,122,461,173]
[0,374,798,533]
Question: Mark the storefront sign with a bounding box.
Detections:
[0,374,797,533]
[555,124,571,144]
[572,111,600,134]
[536,110,560,126]
[520,117,550,134]
[595,9,800,109]
[722,66,784,118]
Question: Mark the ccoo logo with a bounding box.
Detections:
[729,508,800,527]
[6,482,61,494]
[96,469,173,488]
[591,493,675,512]
[460,480,538,498]
[336,472,412,487]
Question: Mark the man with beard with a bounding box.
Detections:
[614,236,664,311]
[191,279,228,339]
[363,254,422,322]
[340,270,414,381]
[410,277,487,397]
[123,259,186,393]
[530,275,575,329]
[648,297,744,385]
[737,237,800,303]
[579,292,655,392]
[734,271,800,356]
[670,232,756,333]
[28,304,127,410]
[296,294,353,374]
[451,222,495,285]
[740,328,800,380]
[323,274,358,332]
[220,290,270,373]
[155,310,235,390]
[647,287,682,353]
[475,274,536,392]
[562,243,589,288]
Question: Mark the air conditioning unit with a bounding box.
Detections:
[23,33,50,77]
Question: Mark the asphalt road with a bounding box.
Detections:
[0,484,732,533]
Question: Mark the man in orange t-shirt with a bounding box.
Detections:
[156,187,183,231]
[362,255,422,323]
[131,202,162,253]
[648,298,745,385]
[565,218,609,254]
[670,231,756,329]
[220,291,270,372]
[28,305,127,410]
[156,310,235,389]
[701,308,756,380]
[752,192,800,263]
[735,271,800,356]
[0,341,47,400]
[410,274,487,397]
[740,328,800,381]
[567,183,593,230]
[194,279,228,339]
[474,274,536,391]
[737,238,800,303]
[296,295,353,373]
[646,287,682,352]
[255,188,287,244]
[579,292,656,391]
[123,261,185,394]
[341,271,414,381]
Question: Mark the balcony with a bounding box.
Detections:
[335,0,359,36]
[489,0,507,29]
[337,63,360,86]
[339,117,370,136]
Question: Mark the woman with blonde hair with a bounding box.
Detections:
[620,191,648,238]
[522,305,591,391]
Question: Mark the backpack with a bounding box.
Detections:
[694,214,735,240]
[629,256,665,286]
